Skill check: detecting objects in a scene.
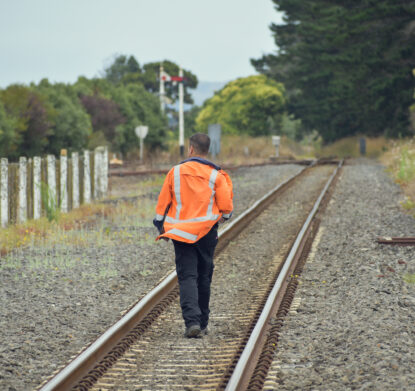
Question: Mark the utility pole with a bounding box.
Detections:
[179,67,184,157]
[159,65,165,114]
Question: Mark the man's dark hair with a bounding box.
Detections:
[189,133,210,155]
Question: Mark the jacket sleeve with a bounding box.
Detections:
[215,170,233,219]
[155,169,173,222]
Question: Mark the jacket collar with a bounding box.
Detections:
[180,157,221,171]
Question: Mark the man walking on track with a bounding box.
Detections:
[153,133,233,338]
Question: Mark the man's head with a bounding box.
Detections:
[188,133,210,157]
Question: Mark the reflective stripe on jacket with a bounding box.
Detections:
[154,159,233,243]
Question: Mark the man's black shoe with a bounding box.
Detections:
[184,324,201,338]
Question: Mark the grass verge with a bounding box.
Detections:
[380,138,415,218]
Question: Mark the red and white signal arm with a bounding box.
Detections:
[160,70,171,82]
[161,70,184,82]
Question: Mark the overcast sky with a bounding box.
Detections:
[0,0,282,88]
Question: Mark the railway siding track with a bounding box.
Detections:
[39,161,342,390]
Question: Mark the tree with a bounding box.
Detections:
[34,79,92,155]
[140,60,198,104]
[80,93,125,143]
[74,77,168,154]
[195,75,285,136]
[111,83,168,154]
[0,85,52,158]
[252,0,415,142]
[0,101,18,158]
[104,55,141,84]
[104,55,198,104]
[184,106,202,137]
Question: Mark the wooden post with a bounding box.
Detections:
[103,146,108,195]
[83,150,91,204]
[18,157,27,223]
[94,147,100,199]
[60,150,68,213]
[0,158,8,227]
[47,155,57,209]
[94,146,107,199]
[72,152,79,209]
[33,156,41,219]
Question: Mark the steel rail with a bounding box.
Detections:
[225,160,343,391]
[109,160,314,177]
[39,163,313,391]
[377,237,415,245]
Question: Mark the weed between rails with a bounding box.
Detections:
[403,274,415,284]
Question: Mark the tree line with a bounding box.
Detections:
[0,56,197,160]
[252,0,415,142]
[2,1,414,162]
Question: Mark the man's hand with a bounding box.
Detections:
[219,217,226,224]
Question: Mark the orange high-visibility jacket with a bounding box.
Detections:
[154,159,233,243]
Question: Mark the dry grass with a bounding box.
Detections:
[0,203,116,256]
[316,136,389,159]
[0,173,164,256]
[160,134,314,166]
[159,134,390,165]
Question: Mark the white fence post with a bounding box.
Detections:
[94,146,106,199]
[47,155,57,209]
[94,148,100,200]
[33,157,41,219]
[72,152,79,209]
[18,157,27,223]
[83,150,91,204]
[102,147,109,195]
[1,158,8,227]
[60,151,68,213]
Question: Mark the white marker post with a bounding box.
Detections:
[135,126,149,162]
[33,157,41,219]
[102,147,108,195]
[83,150,91,204]
[1,158,8,227]
[93,146,107,200]
[60,150,68,213]
[18,157,27,223]
[47,155,57,211]
[178,67,185,157]
[72,152,79,209]
[94,147,101,200]
[272,136,281,158]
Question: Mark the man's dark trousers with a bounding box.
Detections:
[172,223,218,329]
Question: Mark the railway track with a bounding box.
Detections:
[39,160,342,391]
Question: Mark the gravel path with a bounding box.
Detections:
[264,159,415,390]
[0,164,302,390]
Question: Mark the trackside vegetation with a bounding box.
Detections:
[0,56,197,160]
[195,75,285,136]
[252,0,415,142]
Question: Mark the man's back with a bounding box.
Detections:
[154,159,233,243]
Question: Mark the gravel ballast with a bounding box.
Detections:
[264,159,415,390]
[90,165,335,390]
[0,164,302,390]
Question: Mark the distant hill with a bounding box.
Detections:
[191,81,228,107]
